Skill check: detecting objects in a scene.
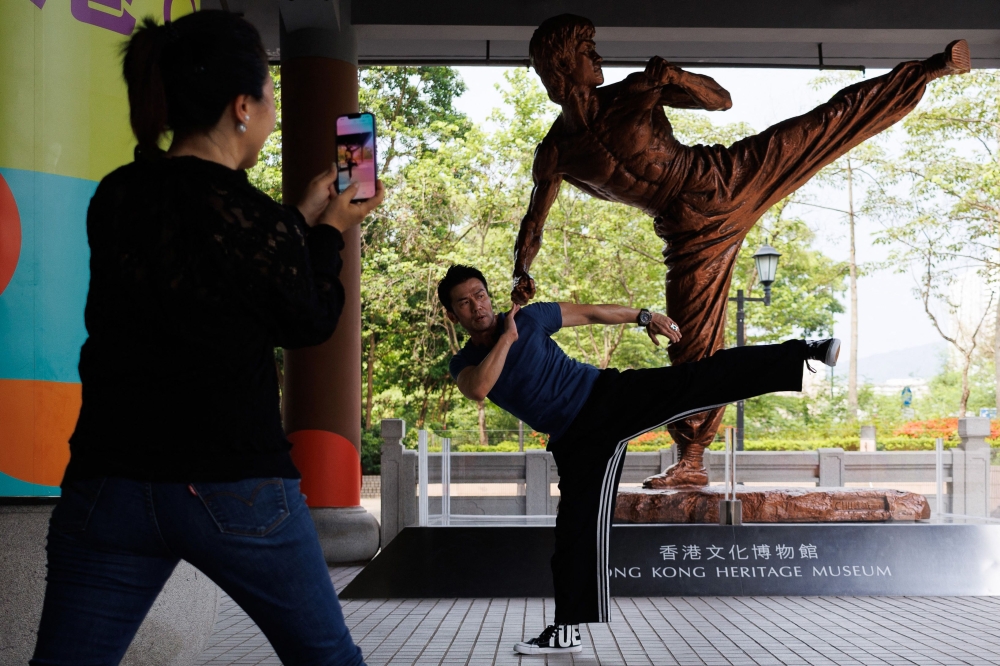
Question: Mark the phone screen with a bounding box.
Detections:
[336,113,377,200]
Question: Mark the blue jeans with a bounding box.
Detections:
[31,477,365,666]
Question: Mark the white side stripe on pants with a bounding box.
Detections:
[592,401,730,621]
[596,440,628,622]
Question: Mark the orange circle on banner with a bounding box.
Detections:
[0,173,20,296]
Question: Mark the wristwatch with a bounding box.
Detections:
[637,308,653,327]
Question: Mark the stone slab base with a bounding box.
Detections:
[615,486,931,523]
[343,524,1000,597]
[311,506,380,564]
[0,503,218,665]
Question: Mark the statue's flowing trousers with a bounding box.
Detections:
[548,341,806,624]
[657,60,933,465]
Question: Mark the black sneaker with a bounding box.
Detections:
[513,624,582,655]
[805,338,841,369]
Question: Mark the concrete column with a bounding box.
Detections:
[380,419,404,545]
[956,417,991,517]
[280,0,378,563]
[958,417,990,449]
[378,419,415,546]
[818,448,845,487]
[2,502,219,665]
[525,450,551,515]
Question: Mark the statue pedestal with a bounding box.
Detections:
[615,486,930,524]
[342,523,1000,598]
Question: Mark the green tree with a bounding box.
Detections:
[252,65,856,446]
[871,70,1000,416]
[359,67,474,433]
[247,66,282,202]
[728,197,846,345]
[360,66,471,173]
[802,71,887,421]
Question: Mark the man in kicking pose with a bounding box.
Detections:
[438,265,840,655]
[511,14,971,487]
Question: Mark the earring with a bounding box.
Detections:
[237,123,247,133]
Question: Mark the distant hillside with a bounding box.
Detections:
[835,342,947,383]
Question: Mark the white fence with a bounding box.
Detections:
[379,418,996,545]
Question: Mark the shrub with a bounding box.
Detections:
[630,432,673,449]
[631,437,950,452]
[361,428,382,475]
[892,418,1000,442]
[706,437,948,451]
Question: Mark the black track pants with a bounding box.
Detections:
[547,340,808,624]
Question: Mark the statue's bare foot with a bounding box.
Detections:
[927,39,971,79]
[944,39,972,74]
[944,39,971,74]
[642,459,708,488]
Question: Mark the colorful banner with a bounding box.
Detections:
[0,0,199,496]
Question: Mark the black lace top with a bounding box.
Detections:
[65,155,345,483]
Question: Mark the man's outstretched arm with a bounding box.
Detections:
[559,303,682,347]
[512,139,562,305]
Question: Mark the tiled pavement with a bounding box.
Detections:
[195,567,1000,666]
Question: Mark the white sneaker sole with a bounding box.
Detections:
[825,339,841,367]
[514,643,583,655]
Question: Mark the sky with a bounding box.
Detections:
[452,65,945,364]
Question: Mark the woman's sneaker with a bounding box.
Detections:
[805,338,841,369]
[514,624,582,655]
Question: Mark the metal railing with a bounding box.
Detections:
[992,447,1000,519]
[379,418,996,545]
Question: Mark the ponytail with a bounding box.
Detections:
[122,18,176,157]
[120,11,268,159]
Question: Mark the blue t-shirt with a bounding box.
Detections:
[448,302,600,440]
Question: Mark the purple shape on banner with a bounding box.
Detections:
[71,0,137,35]
[29,0,47,8]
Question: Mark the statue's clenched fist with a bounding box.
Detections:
[644,55,680,85]
[511,270,536,306]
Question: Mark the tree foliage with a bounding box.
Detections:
[869,70,1000,416]
[247,66,283,202]
[248,65,856,446]
[356,68,849,441]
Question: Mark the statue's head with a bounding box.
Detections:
[530,14,604,105]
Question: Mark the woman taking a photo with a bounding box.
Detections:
[31,11,379,666]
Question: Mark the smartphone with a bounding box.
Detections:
[335,112,378,201]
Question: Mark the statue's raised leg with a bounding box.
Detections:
[644,41,969,488]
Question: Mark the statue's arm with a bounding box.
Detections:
[640,56,733,111]
[658,80,732,110]
[511,140,562,305]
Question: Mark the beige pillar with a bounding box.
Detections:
[280,1,379,562]
[282,58,361,449]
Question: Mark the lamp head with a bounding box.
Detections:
[752,244,781,287]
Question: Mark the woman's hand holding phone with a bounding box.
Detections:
[296,165,339,227]
[317,179,385,233]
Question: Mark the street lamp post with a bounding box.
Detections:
[728,245,781,451]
